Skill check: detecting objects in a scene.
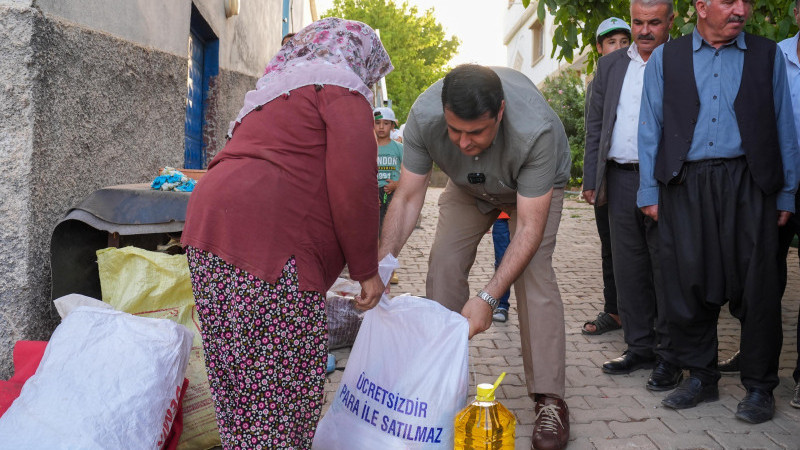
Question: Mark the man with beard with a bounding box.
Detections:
[379,64,572,450]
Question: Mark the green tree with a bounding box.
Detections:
[539,69,585,185]
[323,0,460,123]
[521,0,799,73]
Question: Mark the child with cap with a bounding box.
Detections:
[595,17,631,55]
[374,106,403,284]
[580,17,631,335]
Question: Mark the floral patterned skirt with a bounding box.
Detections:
[186,247,327,449]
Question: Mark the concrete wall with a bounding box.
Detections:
[0,3,41,378]
[0,1,279,376]
[35,0,288,77]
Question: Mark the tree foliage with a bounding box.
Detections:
[539,69,585,185]
[323,0,460,123]
[521,0,799,73]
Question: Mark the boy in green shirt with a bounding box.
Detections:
[374,107,403,284]
[374,107,403,227]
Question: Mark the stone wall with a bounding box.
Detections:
[0,4,39,378]
[203,68,254,161]
[0,5,256,377]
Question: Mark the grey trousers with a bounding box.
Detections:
[425,181,566,398]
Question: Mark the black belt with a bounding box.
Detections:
[607,160,639,171]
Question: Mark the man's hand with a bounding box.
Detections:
[384,179,399,194]
[355,273,385,311]
[581,189,595,205]
[461,297,493,339]
[778,210,792,227]
[641,205,658,222]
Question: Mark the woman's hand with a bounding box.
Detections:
[355,273,385,311]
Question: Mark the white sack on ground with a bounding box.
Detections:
[53,293,114,319]
[0,306,193,450]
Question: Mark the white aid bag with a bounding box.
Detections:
[313,255,470,449]
[0,306,193,450]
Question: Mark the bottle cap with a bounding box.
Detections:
[475,372,506,401]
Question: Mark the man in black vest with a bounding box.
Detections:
[637,0,800,424]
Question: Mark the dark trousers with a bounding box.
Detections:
[594,203,618,315]
[659,157,783,391]
[379,187,393,229]
[778,192,800,383]
[607,165,669,358]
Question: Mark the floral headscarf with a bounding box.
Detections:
[229,17,394,136]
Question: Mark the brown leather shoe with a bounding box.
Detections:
[531,394,569,450]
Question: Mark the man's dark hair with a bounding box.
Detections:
[441,64,504,120]
[597,29,632,47]
[281,33,295,45]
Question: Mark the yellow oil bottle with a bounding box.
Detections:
[454,372,516,449]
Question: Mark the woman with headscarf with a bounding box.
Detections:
[181,17,393,448]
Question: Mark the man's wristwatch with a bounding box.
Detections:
[477,290,499,311]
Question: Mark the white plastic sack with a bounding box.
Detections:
[53,293,114,319]
[0,306,193,450]
[313,255,470,449]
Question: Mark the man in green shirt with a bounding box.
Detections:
[378,64,571,450]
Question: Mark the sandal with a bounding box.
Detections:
[582,312,621,335]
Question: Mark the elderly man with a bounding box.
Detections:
[638,0,799,423]
[583,0,679,392]
[379,64,571,450]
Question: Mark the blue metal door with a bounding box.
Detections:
[185,29,206,169]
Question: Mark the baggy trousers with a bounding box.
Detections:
[426,181,566,398]
[659,157,783,391]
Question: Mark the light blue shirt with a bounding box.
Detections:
[778,32,800,149]
[638,29,799,212]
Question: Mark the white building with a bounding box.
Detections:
[504,0,589,86]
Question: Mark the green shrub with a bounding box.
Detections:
[540,69,585,187]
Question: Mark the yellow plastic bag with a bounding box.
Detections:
[97,246,220,450]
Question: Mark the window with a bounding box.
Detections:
[530,21,544,66]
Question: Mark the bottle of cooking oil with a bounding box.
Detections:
[454,372,516,449]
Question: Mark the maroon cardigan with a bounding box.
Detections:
[182,85,379,293]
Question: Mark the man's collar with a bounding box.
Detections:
[780,32,800,67]
[693,27,747,51]
[628,42,642,61]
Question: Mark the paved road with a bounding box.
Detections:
[324,187,800,449]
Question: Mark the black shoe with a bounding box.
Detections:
[602,351,656,375]
[662,377,719,410]
[718,350,740,375]
[646,358,683,391]
[735,388,775,424]
[791,381,800,409]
